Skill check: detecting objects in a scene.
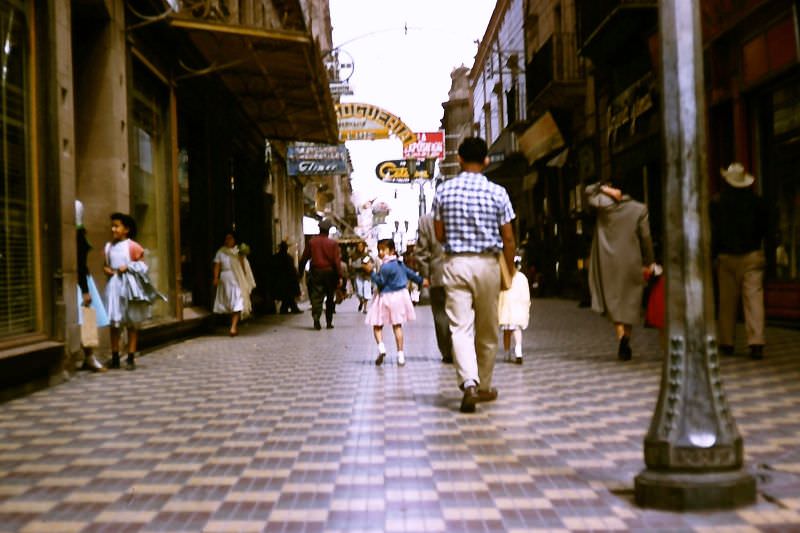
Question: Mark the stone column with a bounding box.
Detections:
[633,0,756,510]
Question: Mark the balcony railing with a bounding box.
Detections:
[526,32,584,106]
[576,0,657,50]
[176,0,306,32]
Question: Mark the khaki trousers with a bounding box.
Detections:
[443,255,500,391]
[717,250,765,346]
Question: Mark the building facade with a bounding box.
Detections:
[440,66,472,179]
[703,0,800,321]
[439,0,798,322]
[0,0,338,394]
[519,0,591,298]
[470,0,528,235]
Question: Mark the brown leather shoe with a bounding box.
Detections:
[477,387,498,403]
[460,386,479,413]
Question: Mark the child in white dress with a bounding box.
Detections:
[498,259,531,364]
[103,213,149,370]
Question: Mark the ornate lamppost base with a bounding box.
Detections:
[635,469,756,510]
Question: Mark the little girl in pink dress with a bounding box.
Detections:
[365,239,428,367]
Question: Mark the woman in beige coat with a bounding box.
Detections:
[586,182,655,360]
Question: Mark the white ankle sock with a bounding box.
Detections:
[378,342,386,354]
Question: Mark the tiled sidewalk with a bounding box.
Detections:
[0,298,798,532]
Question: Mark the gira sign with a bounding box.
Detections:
[374,160,432,183]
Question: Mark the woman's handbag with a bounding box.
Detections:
[80,306,100,348]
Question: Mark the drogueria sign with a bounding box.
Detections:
[336,103,417,145]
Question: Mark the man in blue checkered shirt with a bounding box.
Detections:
[432,137,516,413]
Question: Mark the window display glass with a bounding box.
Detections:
[130,62,174,320]
[0,2,35,338]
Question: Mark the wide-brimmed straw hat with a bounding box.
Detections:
[720,162,754,188]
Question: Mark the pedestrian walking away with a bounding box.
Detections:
[349,240,374,314]
[432,137,516,414]
[271,240,302,314]
[585,180,656,361]
[300,219,343,330]
[213,232,257,336]
[364,238,428,367]
[711,162,768,359]
[104,212,165,370]
[416,210,453,363]
[498,257,531,364]
[75,200,110,372]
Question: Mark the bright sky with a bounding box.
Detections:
[329,0,495,232]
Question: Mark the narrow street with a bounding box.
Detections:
[1,299,799,532]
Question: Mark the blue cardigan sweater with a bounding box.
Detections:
[371,257,423,293]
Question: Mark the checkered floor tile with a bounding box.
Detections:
[1,298,799,532]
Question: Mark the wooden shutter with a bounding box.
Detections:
[0,2,35,337]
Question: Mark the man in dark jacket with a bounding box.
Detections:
[416,211,452,363]
[711,163,768,359]
[300,219,343,330]
[272,241,302,314]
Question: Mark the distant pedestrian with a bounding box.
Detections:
[213,232,256,336]
[271,240,302,314]
[711,162,768,359]
[335,256,350,305]
[104,213,165,370]
[300,219,343,330]
[364,238,428,367]
[76,200,109,372]
[498,258,531,364]
[349,241,374,314]
[415,211,452,363]
[586,181,655,361]
[432,137,516,413]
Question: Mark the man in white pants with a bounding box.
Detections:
[432,137,516,413]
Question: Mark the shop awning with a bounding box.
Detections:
[169,16,338,145]
[518,112,565,164]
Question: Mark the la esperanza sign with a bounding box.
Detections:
[402,131,444,160]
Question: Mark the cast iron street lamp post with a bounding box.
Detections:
[405,157,428,219]
[634,0,756,510]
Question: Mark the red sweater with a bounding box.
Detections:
[300,235,342,277]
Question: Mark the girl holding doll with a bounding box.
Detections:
[104,212,163,370]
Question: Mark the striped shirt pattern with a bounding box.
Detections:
[431,171,515,254]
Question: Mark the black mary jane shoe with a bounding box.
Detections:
[617,336,632,361]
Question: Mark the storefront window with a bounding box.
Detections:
[0,2,34,338]
[178,148,193,307]
[771,84,800,281]
[130,63,174,320]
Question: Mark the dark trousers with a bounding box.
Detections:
[279,298,300,314]
[429,286,453,360]
[309,269,338,324]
